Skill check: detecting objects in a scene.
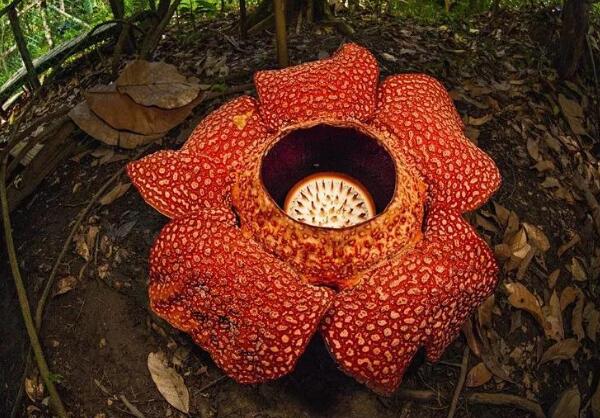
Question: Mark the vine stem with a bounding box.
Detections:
[1,155,67,418]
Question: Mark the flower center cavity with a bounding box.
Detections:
[261,124,396,229]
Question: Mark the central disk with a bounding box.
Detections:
[284,172,376,228]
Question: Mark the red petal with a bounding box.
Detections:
[372,74,501,212]
[182,96,269,170]
[149,209,334,383]
[321,207,498,394]
[254,43,379,131]
[127,150,230,219]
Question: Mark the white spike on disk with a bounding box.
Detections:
[283,172,376,228]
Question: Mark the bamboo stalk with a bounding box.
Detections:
[7,5,40,90]
[1,156,67,417]
[273,0,288,67]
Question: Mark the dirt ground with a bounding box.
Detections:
[1,7,599,418]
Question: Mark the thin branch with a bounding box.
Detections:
[1,154,67,417]
[447,346,470,418]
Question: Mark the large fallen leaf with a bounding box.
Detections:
[505,283,545,328]
[558,94,586,135]
[466,362,493,387]
[85,84,202,135]
[69,101,165,149]
[99,182,131,206]
[540,338,580,364]
[117,60,201,109]
[550,387,580,418]
[147,352,189,413]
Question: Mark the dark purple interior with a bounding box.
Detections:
[260,124,397,213]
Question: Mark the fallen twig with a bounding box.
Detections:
[1,153,67,417]
[199,375,228,392]
[396,388,441,403]
[447,346,470,418]
[465,392,546,418]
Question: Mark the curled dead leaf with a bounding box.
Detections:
[591,381,600,418]
[548,269,560,289]
[584,302,599,342]
[558,94,586,135]
[543,291,564,341]
[85,84,201,135]
[466,362,493,387]
[572,293,585,341]
[568,257,587,281]
[540,338,580,364]
[54,276,78,297]
[147,351,189,413]
[99,182,131,206]
[505,282,545,329]
[557,234,580,257]
[69,101,165,149]
[550,387,580,418]
[522,223,550,252]
[559,287,578,311]
[117,60,201,109]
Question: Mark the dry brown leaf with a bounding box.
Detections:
[25,373,44,402]
[494,243,512,260]
[543,291,564,341]
[558,94,587,135]
[550,387,580,418]
[493,202,511,227]
[462,318,482,358]
[540,338,580,364]
[69,101,165,149]
[99,182,131,206]
[466,362,493,387]
[516,247,535,280]
[584,302,599,342]
[591,380,600,418]
[117,60,201,109]
[526,138,541,162]
[74,232,90,261]
[54,276,78,297]
[548,269,561,289]
[560,287,578,311]
[85,84,201,135]
[533,160,555,172]
[503,210,520,242]
[476,214,499,233]
[572,293,585,341]
[522,223,551,252]
[505,282,545,328]
[147,352,189,413]
[568,257,587,281]
[478,295,495,329]
[467,113,492,126]
[557,234,580,257]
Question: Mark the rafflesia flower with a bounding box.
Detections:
[127,44,501,394]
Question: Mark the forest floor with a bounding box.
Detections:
[1,6,600,418]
